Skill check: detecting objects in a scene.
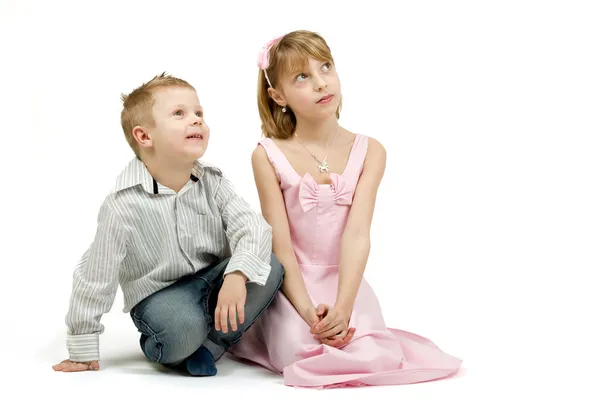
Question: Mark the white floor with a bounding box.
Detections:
[29,312,467,399]
[11,303,596,400]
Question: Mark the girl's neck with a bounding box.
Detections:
[293,115,339,145]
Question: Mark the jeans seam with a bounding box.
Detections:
[200,277,215,288]
[203,285,214,324]
[131,313,163,363]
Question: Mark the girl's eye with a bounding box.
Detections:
[322,62,332,71]
[295,73,308,82]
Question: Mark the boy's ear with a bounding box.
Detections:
[132,126,153,149]
[267,87,287,108]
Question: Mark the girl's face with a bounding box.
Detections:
[272,57,341,121]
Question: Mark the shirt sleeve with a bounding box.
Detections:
[64,199,128,361]
[214,175,273,285]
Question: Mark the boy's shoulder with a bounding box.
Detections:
[107,157,153,196]
[195,160,229,198]
[195,159,223,179]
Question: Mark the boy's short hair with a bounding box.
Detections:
[120,72,195,159]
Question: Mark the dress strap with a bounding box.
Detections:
[342,134,369,182]
[258,138,298,189]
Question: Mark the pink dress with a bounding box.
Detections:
[229,134,462,388]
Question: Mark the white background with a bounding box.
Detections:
[1,0,599,398]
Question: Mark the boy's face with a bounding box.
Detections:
[146,86,210,161]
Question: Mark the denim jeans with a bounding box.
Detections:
[129,254,284,367]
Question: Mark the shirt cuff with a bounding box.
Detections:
[224,250,271,286]
[67,333,100,362]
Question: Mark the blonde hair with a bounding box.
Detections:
[258,30,341,139]
[120,72,195,159]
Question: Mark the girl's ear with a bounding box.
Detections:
[268,87,287,108]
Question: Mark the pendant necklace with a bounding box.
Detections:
[294,125,340,173]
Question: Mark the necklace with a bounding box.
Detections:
[294,125,340,173]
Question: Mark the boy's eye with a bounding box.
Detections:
[174,110,183,116]
[195,111,202,117]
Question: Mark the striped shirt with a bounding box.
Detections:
[65,157,273,362]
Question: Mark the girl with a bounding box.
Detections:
[229,30,462,388]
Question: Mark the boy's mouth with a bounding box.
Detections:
[186,133,204,140]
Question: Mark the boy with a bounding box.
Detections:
[52,73,284,376]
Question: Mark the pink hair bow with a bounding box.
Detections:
[258,33,286,87]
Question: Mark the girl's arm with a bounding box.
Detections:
[312,138,386,336]
[251,145,318,326]
[336,138,386,314]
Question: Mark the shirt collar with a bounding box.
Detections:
[113,157,205,194]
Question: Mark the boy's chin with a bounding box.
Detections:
[185,147,207,160]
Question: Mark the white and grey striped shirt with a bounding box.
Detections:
[65,157,272,362]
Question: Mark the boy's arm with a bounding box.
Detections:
[64,199,128,363]
[214,175,272,286]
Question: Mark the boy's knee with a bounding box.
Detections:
[256,254,283,295]
[137,310,209,365]
[246,254,284,308]
[268,253,285,286]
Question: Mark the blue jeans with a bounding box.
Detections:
[130,254,284,367]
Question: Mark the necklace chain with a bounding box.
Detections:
[294,125,340,173]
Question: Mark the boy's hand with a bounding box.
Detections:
[52,359,99,372]
[215,271,247,334]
